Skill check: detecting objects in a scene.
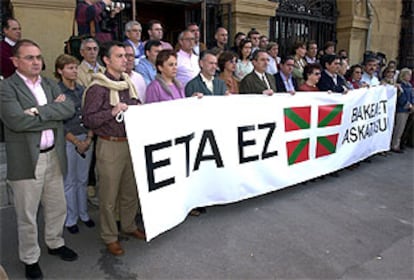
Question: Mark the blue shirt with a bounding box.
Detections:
[136,57,156,85]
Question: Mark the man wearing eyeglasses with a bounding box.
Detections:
[124,20,145,68]
[0,39,77,279]
[77,37,105,87]
[176,30,200,87]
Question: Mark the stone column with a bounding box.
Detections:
[336,0,370,65]
[10,0,76,78]
[220,0,278,46]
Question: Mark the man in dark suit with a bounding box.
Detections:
[239,49,277,95]
[317,54,347,93]
[0,39,77,279]
[274,56,298,94]
[185,49,227,97]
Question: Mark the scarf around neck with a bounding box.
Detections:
[83,72,139,106]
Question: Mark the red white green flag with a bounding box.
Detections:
[286,138,310,165]
[284,106,311,132]
[317,104,343,128]
[316,133,339,158]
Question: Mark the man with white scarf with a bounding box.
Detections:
[82,41,145,256]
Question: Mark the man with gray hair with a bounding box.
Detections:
[176,29,200,87]
[77,37,105,87]
[124,20,144,68]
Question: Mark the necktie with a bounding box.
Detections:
[262,75,270,89]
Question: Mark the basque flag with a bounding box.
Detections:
[286,138,310,165]
[317,104,343,128]
[316,134,339,158]
[284,106,311,132]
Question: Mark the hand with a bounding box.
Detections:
[54,94,66,103]
[75,141,90,154]
[224,90,231,96]
[288,90,296,96]
[24,107,38,116]
[262,89,274,96]
[111,102,128,117]
[102,0,112,6]
[192,92,204,99]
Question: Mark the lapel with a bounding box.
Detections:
[10,73,38,106]
[198,74,213,95]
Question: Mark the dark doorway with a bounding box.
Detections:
[269,0,337,57]
[117,0,223,47]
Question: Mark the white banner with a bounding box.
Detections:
[125,85,397,241]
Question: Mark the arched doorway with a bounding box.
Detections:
[269,0,337,57]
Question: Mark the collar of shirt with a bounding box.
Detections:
[279,71,292,82]
[5,37,16,47]
[325,69,337,80]
[200,73,214,92]
[200,72,214,83]
[178,49,195,59]
[254,70,266,79]
[83,60,102,73]
[16,70,42,87]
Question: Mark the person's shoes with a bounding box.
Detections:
[48,246,78,261]
[190,209,200,216]
[66,225,79,234]
[82,219,95,228]
[126,229,146,240]
[107,241,124,256]
[25,262,43,280]
[391,148,404,154]
[190,207,207,216]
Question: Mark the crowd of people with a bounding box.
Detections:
[1,1,413,278]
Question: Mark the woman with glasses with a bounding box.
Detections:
[299,63,323,91]
[345,64,368,89]
[218,51,239,94]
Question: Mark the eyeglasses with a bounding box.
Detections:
[313,72,321,76]
[182,38,195,41]
[125,54,135,59]
[228,59,237,64]
[286,64,295,67]
[131,29,142,32]
[18,55,43,62]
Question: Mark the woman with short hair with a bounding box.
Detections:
[54,54,95,234]
[145,49,185,103]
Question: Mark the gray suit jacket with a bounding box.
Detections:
[239,71,277,94]
[0,73,75,180]
[185,74,227,97]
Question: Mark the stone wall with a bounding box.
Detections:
[10,0,76,79]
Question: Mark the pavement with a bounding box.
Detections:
[0,149,413,280]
